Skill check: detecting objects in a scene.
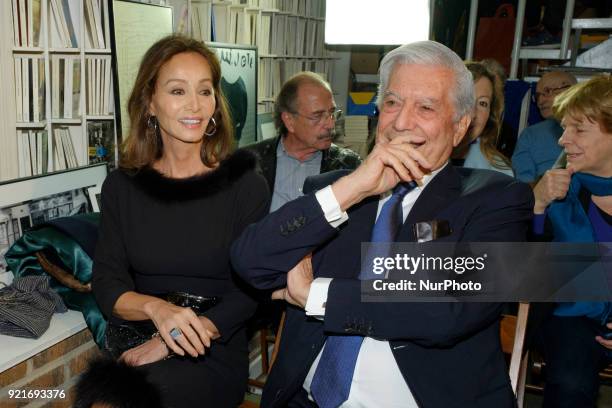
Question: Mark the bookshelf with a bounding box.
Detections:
[0,0,117,182]
[169,0,335,114]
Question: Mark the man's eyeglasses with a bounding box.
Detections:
[534,84,571,100]
[291,109,343,125]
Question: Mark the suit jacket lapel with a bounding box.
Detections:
[397,164,462,241]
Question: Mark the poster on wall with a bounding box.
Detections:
[208,43,258,147]
[110,0,173,142]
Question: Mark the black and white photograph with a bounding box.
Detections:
[0,188,91,274]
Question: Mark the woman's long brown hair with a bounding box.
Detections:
[120,35,234,170]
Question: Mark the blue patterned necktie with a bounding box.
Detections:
[310,181,417,408]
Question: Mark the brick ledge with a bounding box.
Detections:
[0,310,87,373]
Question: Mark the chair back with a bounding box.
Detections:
[500,302,530,407]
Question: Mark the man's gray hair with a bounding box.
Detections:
[377,41,474,121]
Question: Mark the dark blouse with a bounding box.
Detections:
[92,149,270,342]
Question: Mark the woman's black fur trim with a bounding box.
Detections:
[129,148,257,202]
[73,357,164,408]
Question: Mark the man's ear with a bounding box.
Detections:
[452,114,471,147]
[281,111,295,133]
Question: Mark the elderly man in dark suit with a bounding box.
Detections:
[232,41,533,408]
[246,71,360,212]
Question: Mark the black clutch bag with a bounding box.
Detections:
[104,292,220,359]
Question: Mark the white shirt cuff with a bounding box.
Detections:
[315,185,349,228]
[305,277,332,317]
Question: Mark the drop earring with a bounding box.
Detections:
[147,115,159,133]
[204,117,217,137]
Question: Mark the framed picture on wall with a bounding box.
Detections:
[208,42,258,147]
[0,164,107,274]
[110,0,173,144]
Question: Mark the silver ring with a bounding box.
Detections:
[169,327,182,339]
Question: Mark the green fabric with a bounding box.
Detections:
[5,214,106,347]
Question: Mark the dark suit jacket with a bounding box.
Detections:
[231,165,534,408]
[244,136,361,196]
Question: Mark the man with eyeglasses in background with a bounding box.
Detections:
[512,71,577,184]
[244,72,361,360]
[246,71,361,213]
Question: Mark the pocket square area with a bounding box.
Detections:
[413,220,452,242]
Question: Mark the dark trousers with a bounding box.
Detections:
[536,315,611,408]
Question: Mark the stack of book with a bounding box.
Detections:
[2,0,117,182]
[53,127,78,170]
[304,19,318,56]
[212,3,230,43]
[313,20,325,56]
[86,56,112,116]
[14,55,45,123]
[49,0,77,47]
[17,130,48,176]
[212,4,260,46]
[278,0,298,14]
[50,55,80,119]
[247,9,259,45]
[191,2,212,42]
[83,0,106,49]
[342,116,370,158]
[229,6,248,44]
[11,0,42,47]
[258,58,282,102]
[258,13,272,55]
[259,0,278,9]
[312,60,330,79]
[305,0,325,18]
[270,14,286,55]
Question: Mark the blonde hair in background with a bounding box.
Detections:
[464,61,510,169]
[480,58,506,123]
[553,74,612,134]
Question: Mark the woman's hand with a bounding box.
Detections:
[595,322,612,350]
[144,300,212,358]
[119,336,169,366]
[533,168,573,214]
[199,316,221,340]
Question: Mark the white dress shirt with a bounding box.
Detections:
[302,165,446,407]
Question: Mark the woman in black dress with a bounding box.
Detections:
[91,35,269,407]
